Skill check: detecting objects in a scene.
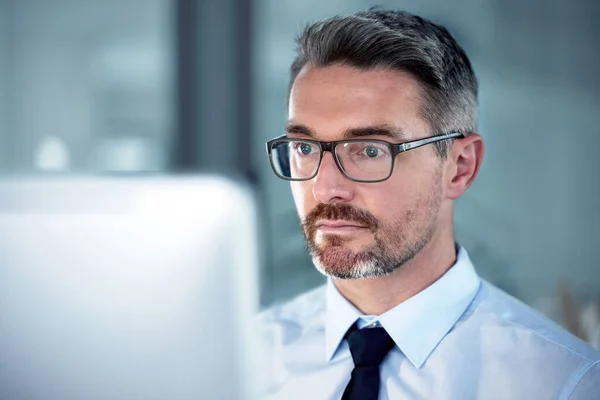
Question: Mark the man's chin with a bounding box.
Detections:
[309,239,406,279]
[310,246,373,279]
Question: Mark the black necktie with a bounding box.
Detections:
[342,324,395,400]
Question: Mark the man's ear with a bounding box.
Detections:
[445,133,484,200]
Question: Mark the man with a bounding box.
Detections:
[260,8,600,400]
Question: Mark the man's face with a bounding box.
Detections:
[288,65,446,279]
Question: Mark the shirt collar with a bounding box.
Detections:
[325,245,481,368]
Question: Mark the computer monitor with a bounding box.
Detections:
[0,175,261,400]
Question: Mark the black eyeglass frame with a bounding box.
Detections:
[265,132,465,183]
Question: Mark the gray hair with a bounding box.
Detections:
[289,8,478,157]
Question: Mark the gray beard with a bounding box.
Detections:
[305,217,436,279]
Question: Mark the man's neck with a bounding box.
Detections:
[332,236,457,315]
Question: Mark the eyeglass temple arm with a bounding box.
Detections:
[396,132,464,152]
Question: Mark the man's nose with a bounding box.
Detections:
[312,152,354,204]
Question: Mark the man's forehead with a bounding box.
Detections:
[288,66,427,141]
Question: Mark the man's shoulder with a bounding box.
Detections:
[469,281,600,363]
[459,282,600,397]
[257,283,327,331]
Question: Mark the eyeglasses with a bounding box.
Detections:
[265,132,464,183]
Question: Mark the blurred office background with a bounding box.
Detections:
[0,0,599,346]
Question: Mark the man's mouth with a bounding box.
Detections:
[315,220,369,233]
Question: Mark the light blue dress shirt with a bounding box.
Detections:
[259,246,600,399]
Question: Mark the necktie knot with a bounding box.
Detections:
[346,326,395,367]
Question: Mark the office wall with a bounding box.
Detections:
[4,0,172,172]
[0,1,10,170]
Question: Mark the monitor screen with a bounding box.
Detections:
[0,175,261,400]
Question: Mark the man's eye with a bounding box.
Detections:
[294,143,315,155]
[364,146,383,158]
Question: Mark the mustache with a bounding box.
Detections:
[302,203,379,237]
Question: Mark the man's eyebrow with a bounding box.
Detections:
[284,123,314,137]
[284,122,406,140]
[342,125,406,140]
